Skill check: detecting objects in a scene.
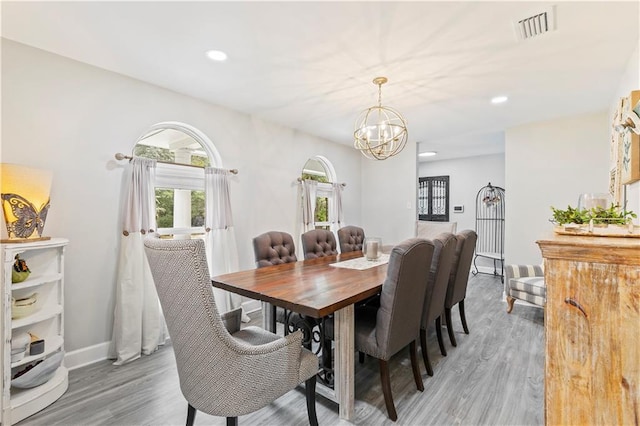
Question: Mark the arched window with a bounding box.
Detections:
[301,155,339,230]
[133,122,221,238]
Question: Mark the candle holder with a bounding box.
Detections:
[577,193,610,211]
[363,237,382,261]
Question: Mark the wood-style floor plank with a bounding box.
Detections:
[18,274,544,425]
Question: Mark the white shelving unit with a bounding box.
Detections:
[1,238,68,425]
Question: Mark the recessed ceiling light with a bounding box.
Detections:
[419,151,437,157]
[491,96,508,104]
[206,50,228,62]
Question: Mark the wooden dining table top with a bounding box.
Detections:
[211,251,388,318]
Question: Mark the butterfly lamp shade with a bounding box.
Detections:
[1,164,52,242]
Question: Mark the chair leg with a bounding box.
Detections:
[359,351,365,364]
[379,359,398,421]
[459,300,469,334]
[506,296,515,314]
[435,317,447,356]
[302,332,312,350]
[419,329,433,377]
[409,341,424,392]
[226,417,238,426]
[186,404,196,426]
[271,304,277,332]
[305,376,319,426]
[445,307,457,347]
[283,309,290,336]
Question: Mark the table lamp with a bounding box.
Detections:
[1,164,52,243]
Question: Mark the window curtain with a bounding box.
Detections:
[297,179,318,257]
[110,157,167,365]
[301,179,318,233]
[329,182,344,233]
[204,167,249,322]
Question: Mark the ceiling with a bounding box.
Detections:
[2,1,638,162]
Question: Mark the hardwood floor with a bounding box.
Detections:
[18,274,544,425]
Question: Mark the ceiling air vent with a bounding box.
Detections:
[514,6,556,40]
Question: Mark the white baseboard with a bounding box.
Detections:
[64,341,111,371]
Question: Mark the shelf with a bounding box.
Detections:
[12,305,62,330]
[2,238,69,252]
[2,237,67,424]
[10,273,62,291]
[10,366,68,424]
[11,336,63,369]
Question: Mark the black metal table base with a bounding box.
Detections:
[283,311,334,389]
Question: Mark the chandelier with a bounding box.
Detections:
[354,77,408,160]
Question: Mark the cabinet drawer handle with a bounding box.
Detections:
[564,297,588,318]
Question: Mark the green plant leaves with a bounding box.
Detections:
[550,204,636,226]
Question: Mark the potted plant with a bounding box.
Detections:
[550,203,638,235]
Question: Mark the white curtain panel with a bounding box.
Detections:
[299,179,318,255]
[330,182,344,233]
[204,167,248,321]
[110,158,167,365]
[301,179,318,233]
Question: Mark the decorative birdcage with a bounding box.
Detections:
[472,183,505,282]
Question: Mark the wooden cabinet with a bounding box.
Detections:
[1,238,68,425]
[537,234,639,425]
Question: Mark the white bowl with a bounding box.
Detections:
[12,351,64,389]
[11,348,27,363]
[11,332,30,350]
[12,293,38,319]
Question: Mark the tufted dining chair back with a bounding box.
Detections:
[444,229,478,347]
[354,238,434,421]
[253,231,310,338]
[301,229,338,259]
[337,226,366,253]
[252,231,297,268]
[418,232,457,376]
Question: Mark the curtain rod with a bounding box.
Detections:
[114,153,238,174]
[297,177,346,187]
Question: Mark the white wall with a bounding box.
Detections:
[418,153,505,232]
[360,141,417,246]
[611,41,640,218]
[505,111,610,265]
[1,40,363,353]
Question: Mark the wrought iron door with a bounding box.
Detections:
[418,176,449,221]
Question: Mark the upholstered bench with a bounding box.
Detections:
[504,264,546,313]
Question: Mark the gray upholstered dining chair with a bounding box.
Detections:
[337,226,365,253]
[444,230,478,347]
[252,231,298,267]
[252,231,318,347]
[301,229,338,259]
[326,238,434,421]
[252,231,300,333]
[419,232,456,376]
[144,237,319,426]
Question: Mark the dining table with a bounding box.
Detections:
[210,250,389,421]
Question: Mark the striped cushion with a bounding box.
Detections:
[509,276,546,297]
[506,264,544,279]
